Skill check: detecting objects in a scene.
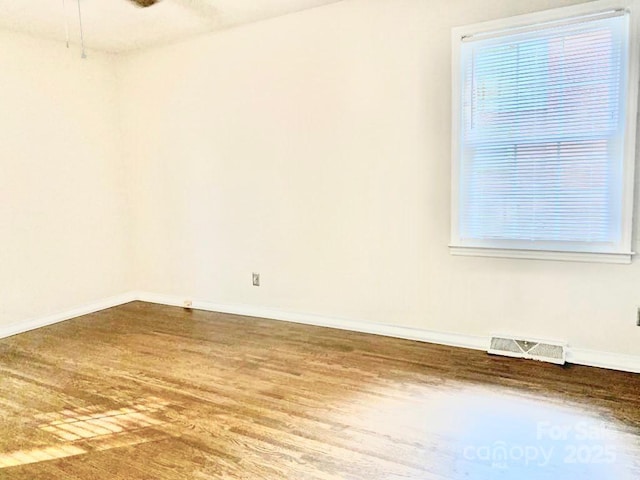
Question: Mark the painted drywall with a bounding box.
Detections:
[0,31,132,330]
[117,0,640,356]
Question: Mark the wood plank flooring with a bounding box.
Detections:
[0,301,638,479]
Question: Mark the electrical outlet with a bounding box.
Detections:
[252,273,260,287]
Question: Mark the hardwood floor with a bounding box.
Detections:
[0,301,638,479]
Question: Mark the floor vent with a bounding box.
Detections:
[488,336,566,365]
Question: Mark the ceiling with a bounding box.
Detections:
[0,0,342,53]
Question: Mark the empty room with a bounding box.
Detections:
[1,0,639,478]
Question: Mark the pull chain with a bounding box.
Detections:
[62,0,70,48]
[76,0,87,59]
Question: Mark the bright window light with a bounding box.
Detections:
[450,1,640,263]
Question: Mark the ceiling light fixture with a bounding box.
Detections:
[129,0,162,7]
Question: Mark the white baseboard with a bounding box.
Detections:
[135,291,489,351]
[2,290,639,375]
[566,348,640,374]
[0,292,137,340]
[135,292,640,374]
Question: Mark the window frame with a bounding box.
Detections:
[450,0,640,264]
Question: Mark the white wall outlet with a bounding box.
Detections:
[252,273,260,287]
[183,299,193,309]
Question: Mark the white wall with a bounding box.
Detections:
[0,32,132,330]
[120,0,634,358]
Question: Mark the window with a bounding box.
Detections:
[450,0,639,263]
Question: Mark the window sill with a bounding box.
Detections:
[449,246,634,264]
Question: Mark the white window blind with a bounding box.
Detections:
[451,6,638,262]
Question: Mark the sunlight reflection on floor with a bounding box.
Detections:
[348,383,640,479]
[0,397,172,469]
